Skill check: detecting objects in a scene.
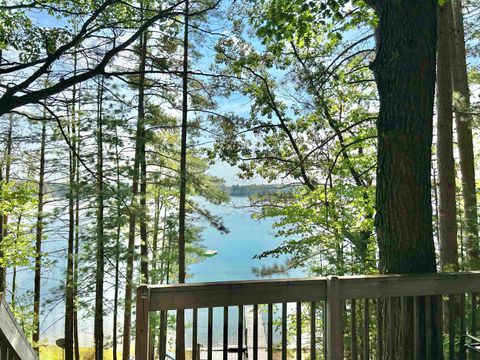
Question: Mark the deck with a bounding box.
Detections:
[136,272,480,360]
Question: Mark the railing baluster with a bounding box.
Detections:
[208,307,213,360]
[253,304,258,360]
[413,296,420,360]
[351,299,357,360]
[448,295,455,360]
[177,309,186,360]
[268,303,273,360]
[297,302,302,360]
[389,298,395,359]
[282,303,287,360]
[459,294,466,360]
[437,296,444,360]
[310,302,316,360]
[224,307,229,360]
[472,293,478,360]
[323,301,327,360]
[363,299,369,360]
[376,299,383,360]
[473,293,478,337]
[159,310,167,360]
[0,340,7,360]
[193,308,198,360]
[400,296,406,360]
[425,296,432,360]
[238,306,244,360]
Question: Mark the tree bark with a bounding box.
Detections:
[372,0,437,273]
[0,115,13,294]
[450,0,479,269]
[176,1,189,359]
[437,0,459,272]
[122,18,148,360]
[140,100,148,283]
[113,123,121,360]
[369,0,439,358]
[94,76,105,360]
[33,114,47,354]
[65,107,76,360]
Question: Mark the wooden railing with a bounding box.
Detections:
[0,297,39,360]
[135,271,480,360]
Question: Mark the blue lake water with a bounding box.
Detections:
[10,196,304,347]
[189,197,303,282]
[182,198,305,348]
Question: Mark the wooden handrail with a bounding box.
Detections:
[148,277,327,311]
[0,297,39,360]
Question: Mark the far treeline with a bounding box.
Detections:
[0,0,479,359]
[222,184,291,197]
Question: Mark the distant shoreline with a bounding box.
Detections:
[222,184,292,197]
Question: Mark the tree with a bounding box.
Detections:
[94,76,105,360]
[32,112,47,353]
[0,0,190,116]
[122,12,148,359]
[0,115,14,293]
[367,0,439,358]
[450,0,479,269]
[176,1,189,358]
[437,0,459,272]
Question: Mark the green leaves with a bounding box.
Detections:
[248,0,375,55]
[0,180,37,269]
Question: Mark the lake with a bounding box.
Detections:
[10,197,303,347]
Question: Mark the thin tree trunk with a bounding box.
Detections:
[65,109,76,360]
[139,28,149,280]
[437,0,459,272]
[33,113,47,354]
[73,117,80,360]
[0,115,13,293]
[369,0,439,358]
[94,76,105,360]
[11,214,23,308]
[122,19,148,360]
[140,114,148,283]
[72,76,81,360]
[450,0,479,269]
[113,123,121,360]
[176,1,189,358]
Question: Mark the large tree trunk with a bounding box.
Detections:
[437,0,459,272]
[122,21,148,360]
[94,77,105,360]
[369,0,439,358]
[450,0,479,269]
[33,114,47,354]
[372,0,437,274]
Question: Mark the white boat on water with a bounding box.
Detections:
[204,249,218,257]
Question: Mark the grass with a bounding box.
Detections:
[39,346,122,360]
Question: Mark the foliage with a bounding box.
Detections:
[0,180,37,269]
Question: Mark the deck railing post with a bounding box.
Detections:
[326,276,343,360]
[136,285,150,360]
